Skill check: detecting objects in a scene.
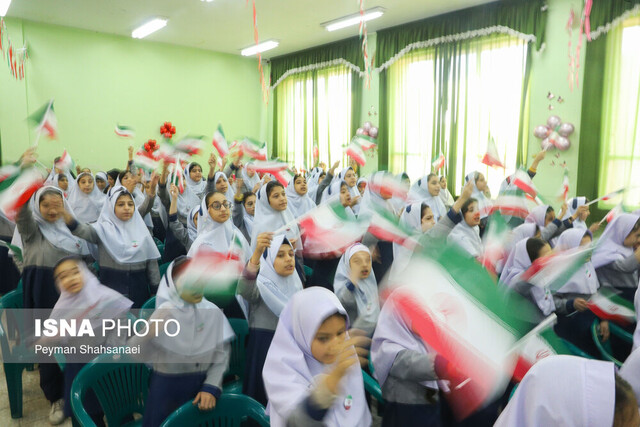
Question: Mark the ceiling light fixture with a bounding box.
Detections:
[132,18,168,39]
[322,7,385,32]
[241,40,279,56]
[200,0,214,2]
[0,0,12,17]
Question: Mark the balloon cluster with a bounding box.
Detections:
[533,116,574,151]
[160,121,176,139]
[356,121,379,139]
[144,139,158,154]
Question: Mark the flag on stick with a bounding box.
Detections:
[481,138,504,169]
[479,213,510,275]
[55,149,76,172]
[0,167,45,220]
[240,138,267,161]
[558,169,570,201]
[367,202,419,250]
[212,125,229,158]
[587,289,636,327]
[432,153,446,172]
[28,99,58,142]
[114,124,135,138]
[518,245,594,292]
[586,188,625,206]
[511,169,538,198]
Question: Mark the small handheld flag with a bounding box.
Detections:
[115,124,135,138]
[481,137,504,169]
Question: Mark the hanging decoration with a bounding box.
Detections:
[568,0,594,91]
[159,121,176,139]
[533,115,575,151]
[358,0,375,88]
[0,18,28,81]
[249,0,270,103]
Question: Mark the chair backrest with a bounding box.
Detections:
[362,370,384,404]
[71,353,151,427]
[227,318,249,379]
[591,319,622,367]
[160,393,269,427]
[0,289,24,358]
[158,262,171,279]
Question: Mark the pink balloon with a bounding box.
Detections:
[369,127,379,138]
[362,130,370,136]
[541,137,554,151]
[557,123,575,137]
[356,127,365,135]
[533,125,551,139]
[555,136,571,151]
[547,115,562,129]
[363,121,372,131]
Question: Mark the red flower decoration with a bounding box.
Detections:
[144,139,158,154]
[160,121,176,139]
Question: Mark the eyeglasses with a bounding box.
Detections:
[208,201,230,211]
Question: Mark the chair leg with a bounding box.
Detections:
[5,364,25,418]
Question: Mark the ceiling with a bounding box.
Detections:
[6,0,495,58]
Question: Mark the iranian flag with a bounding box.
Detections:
[298,199,369,259]
[353,135,378,151]
[134,153,159,174]
[0,240,22,262]
[114,124,135,138]
[511,169,538,198]
[344,141,366,166]
[600,203,623,224]
[558,169,570,201]
[482,189,529,219]
[168,162,185,194]
[518,245,594,292]
[175,135,205,156]
[0,167,45,220]
[479,213,510,275]
[388,245,539,420]
[512,315,571,382]
[28,99,58,140]
[212,124,229,157]
[55,149,75,172]
[241,138,267,161]
[587,289,636,327]
[252,161,291,185]
[154,141,177,163]
[481,138,504,169]
[367,173,409,200]
[587,188,625,206]
[367,202,420,249]
[432,153,446,172]
[0,164,21,182]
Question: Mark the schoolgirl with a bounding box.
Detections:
[464,171,490,232]
[525,203,584,244]
[332,244,380,337]
[591,213,640,302]
[67,172,105,223]
[285,174,316,218]
[447,197,483,258]
[141,256,234,427]
[238,233,303,405]
[63,184,160,308]
[408,173,447,220]
[438,176,455,208]
[262,287,372,427]
[163,184,199,262]
[231,179,256,244]
[250,181,301,254]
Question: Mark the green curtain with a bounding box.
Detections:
[588,0,640,34]
[375,0,546,70]
[272,65,359,168]
[270,38,364,90]
[382,34,530,196]
[579,14,640,213]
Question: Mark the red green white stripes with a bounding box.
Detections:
[114,124,135,138]
[432,153,445,171]
[481,137,504,169]
[0,167,44,220]
[587,289,636,327]
[28,99,58,140]
[518,245,594,292]
[240,137,267,161]
[212,124,229,157]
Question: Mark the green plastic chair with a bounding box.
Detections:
[609,321,634,344]
[560,338,594,359]
[159,262,171,279]
[591,319,623,367]
[154,238,165,257]
[362,370,384,404]
[223,318,249,395]
[303,265,313,278]
[0,288,32,418]
[139,296,157,320]
[160,393,269,427]
[70,353,151,427]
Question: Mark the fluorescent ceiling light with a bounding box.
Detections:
[241,40,279,56]
[201,0,214,2]
[0,0,12,17]
[132,18,168,39]
[323,7,385,32]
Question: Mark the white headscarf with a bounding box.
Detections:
[591,213,639,269]
[255,234,303,317]
[390,202,425,278]
[371,291,438,390]
[555,229,599,295]
[333,244,380,326]
[91,186,160,263]
[67,173,105,223]
[213,171,236,202]
[187,197,251,260]
[285,176,316,218]
[241,162,261,193]
[563,197,588,230]
[177,164,206,218]
[408,175,447,220]
[51,259,133,329]
[448,219,483,258]
[465,171,491,219]
[186,205,199,243]
[306,167,323,204]
[338,167,360,214]
[154,259,235,357]
[438,177,455,208]
[263,287,372,427]
[495,356,615,427]
[525,205,550,229]
[31,186,90,255]
[250,183,300,251]
[619,347,640,404]
[358,172,399,218]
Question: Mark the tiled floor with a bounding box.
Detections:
[0,364,72,427]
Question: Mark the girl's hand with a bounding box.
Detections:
[146,173,159,197]
[169,184,179,200]
[349,195,360,207]
[235,178,244,193]
[252,182,262,193]
[559,202,568,220]
[324,335,370,395]
[598,320,610,342]
[250,232,273,266]
[193,392,216,411]
[588,222,601,233]
[128,145,134,161]
[20,148,38,168]
[573,298,588,312]
[573,205,588,221]
[61,208,74,225]
[329,160,340,174]
[208,153,217,169]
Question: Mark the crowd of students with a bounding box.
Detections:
[0,144,639,426]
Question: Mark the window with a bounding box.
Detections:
[598,16,640,208]
[387,35,528,197]
[274,65,353,169]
